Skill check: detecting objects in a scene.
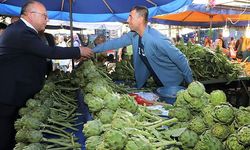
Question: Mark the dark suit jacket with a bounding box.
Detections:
[0,19,80,107]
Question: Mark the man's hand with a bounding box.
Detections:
[79,46,93,58]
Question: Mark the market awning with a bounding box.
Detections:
[152,4,250,27]
[0,0,193,22]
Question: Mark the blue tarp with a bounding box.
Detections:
[75,90,92,150]
[0,0,192,22]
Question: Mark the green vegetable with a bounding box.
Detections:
[103,129,128,150]
[85,136,102,150]
[168,107,191,122]
[194,131,224,150]
[125,135,152,150]
[213,103,234,124]
[179,129,199,148]
[209,90,227,106]
[23,143,46,150]
[83,120,104,138]
[119,94,138,113]
[201,104,215,127]
[188,117,207,135]
[237,125,250,146]
[187,81,205,98]
[225,134,245,150]
[235,106,250,127]
[103,92,121,111]
[211,123,230,140]
[97,109,114,124]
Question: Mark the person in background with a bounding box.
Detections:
[228,37,236,50]
[215,38,230,57]
[10,16,20,24]
[176,34,181,44]
[218,33,226,48]
[93,6,193,88]
[39,31,56,76]
[0,22,7,36]
[117,46,127,62]
[228,37,236,59]
[235,36,243,52]
[204,36,212,48]
[0,1,93,149]
[56,35,72,72]
[94,35,107,63]
[242,45,250,62]
[104,54,116,74]
[73,34,81,47]
[235,36,244,59]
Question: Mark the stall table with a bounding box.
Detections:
[201,77,250,107]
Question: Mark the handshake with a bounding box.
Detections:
[79,46,94,60]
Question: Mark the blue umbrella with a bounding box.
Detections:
[0,0,192,22]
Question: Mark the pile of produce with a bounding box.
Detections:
[109,60,135,82]
[176,42,243,81]
[167,81,250,150]
[78,60,183,150]
[242,62,250,76]
[14,73,82,150]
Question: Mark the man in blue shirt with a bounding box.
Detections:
[94,6,193,88]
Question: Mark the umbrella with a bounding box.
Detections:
[152,4,250,27]
[0,0,193,22]
[0,0,193,69]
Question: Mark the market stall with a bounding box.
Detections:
[152,4,250,28]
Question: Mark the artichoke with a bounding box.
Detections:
[179,129,199,148]
[111,109,136,129]
[85,96,104,112]
[188,117,207,135]
[97,109,114,124]
[225,134,245,150]
[194,131,224,150]
[84,93,94,105]
[237,125,250,146]
[187,81,205,98]
[201,104,215,127]
[211,123,230,140]
[14,143,27,150]
[209,90,227,106]
[183,90,196,103]
[235,106,250,127]
[104,92,121,111]
[125,135,152,150]
[85,136,102,150]
[168,107,191,122]
[119,94,138,113]
[26,99,42,108]
[83,120,103,137]
[188,96,207,112]
[92,84,110,98]
[213,103,234,124]
[103,129,128,150]
[174,90,189,107]
[23,143,46,150]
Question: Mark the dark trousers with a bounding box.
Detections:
[0,103,20,150]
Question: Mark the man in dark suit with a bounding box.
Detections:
[0,1,93,149]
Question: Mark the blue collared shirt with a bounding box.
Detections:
[93,26,193,88]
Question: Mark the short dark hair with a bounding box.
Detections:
[20,0,37,15]
[0,22,7,29]
[130,6,148,23]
